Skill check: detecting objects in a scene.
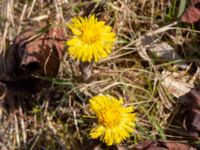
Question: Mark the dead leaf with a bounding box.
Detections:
[164,142,196,150]
[183,89,200,108]
[134,140,196,150]
[134,140,165,150]
[181,0,200,23]
[6,22,66,79]
[136,36,187,69]
[161,71,193,99]
[183,108,200,140]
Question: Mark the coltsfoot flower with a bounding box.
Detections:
[89,95,137,146]
[67,15,115,62]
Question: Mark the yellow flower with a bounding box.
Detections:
[67,15,115,62]
[89,95,137,146]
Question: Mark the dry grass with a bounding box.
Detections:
[0,0,200,149]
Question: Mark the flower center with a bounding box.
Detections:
[98,108,121,128]
[81,26,100,43]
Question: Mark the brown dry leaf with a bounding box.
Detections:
[134,140,196,150]
[181,0,200,23]
[161,71,193,99]
[6,22,66,79]
[136,36,187,69]
[184,89,200,108]
[181,88,200,140]
[134,140,166,150]
[183,108,200,140]
[164,142,196,150]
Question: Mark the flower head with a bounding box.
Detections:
[89,95,137,146]
[67,15,115,62]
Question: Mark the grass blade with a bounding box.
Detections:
[177,0,187,18]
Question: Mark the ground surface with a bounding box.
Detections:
[0,0,200,150]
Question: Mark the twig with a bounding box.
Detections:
[54,0,65,21]
[19,101,27,149]
[72,110,83,144]
[14,113,20,148]
[29,132,42,150]
[0,22,9,56]
[100,81,151,96]
[27,0,36,17]
[68,97,83,144]
[47,116,66,150]
[44,48,53,76]
[17,1,28,34]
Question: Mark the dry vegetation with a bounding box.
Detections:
[0,0,200,149]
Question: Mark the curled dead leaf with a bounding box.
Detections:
[183,89,200,109]
[134,140,164,150]
[181,0,200,23]
[164,141,196,150]
[183,108,200,140]
[189,89,200,108]
[134,140,196,150]
[180,87,200,140]
[6,23,66,79]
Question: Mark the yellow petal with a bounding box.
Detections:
[66,15,115,62]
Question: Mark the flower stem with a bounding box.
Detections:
[79,61,93,83]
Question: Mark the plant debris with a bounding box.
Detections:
[184,108,200,140]
[1,0,200,149]
[181,0,200,23]
[183,89,200,140]
[134,140,196,150]
[6,22,66,79]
